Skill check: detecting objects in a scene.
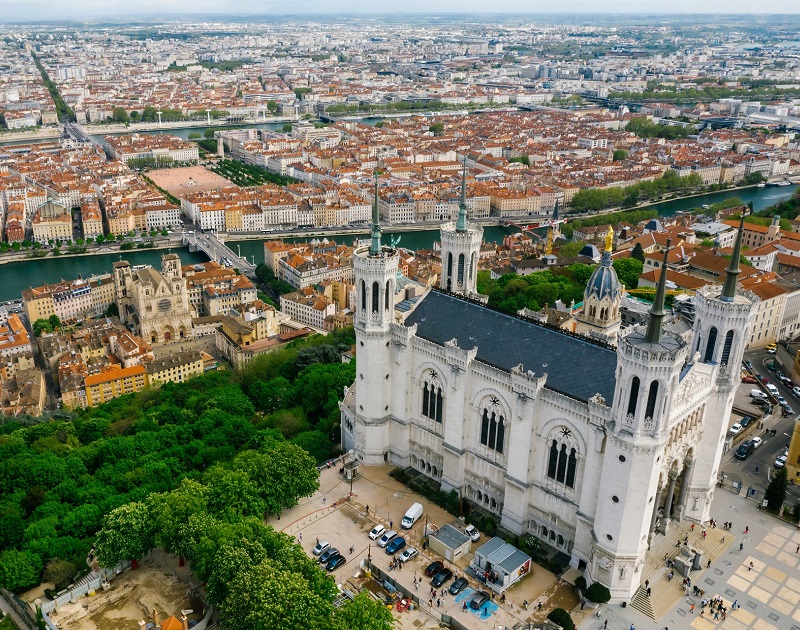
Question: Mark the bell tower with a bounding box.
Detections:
[439,159,483,298]
[351,173,399,465]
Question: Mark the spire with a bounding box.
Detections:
[644,238,671,344]
[552,198,559,222]
[456,157,468,232]
[721,206,748,301]
[369,172,381,256]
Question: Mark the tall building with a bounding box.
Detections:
[342,212,757,601]
[574,227,623,343]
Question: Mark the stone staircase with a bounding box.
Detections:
[630,524,733,621]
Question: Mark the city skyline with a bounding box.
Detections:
[3,3,800,21]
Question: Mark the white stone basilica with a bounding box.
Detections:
[340,180,757,601]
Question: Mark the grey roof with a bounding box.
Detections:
[578,243,601,260]
[475,537,531,574]
[405,290,617,402]
[433,524,470,549]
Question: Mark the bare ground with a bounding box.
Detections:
[147,166,232,197]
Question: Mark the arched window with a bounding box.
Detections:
[371,281,379,314]
[457,253,465,284]
[421,371,443,423]
[645,380,659,420]
[470,252,477,282]
[360,280,366,311]
[447,252,453,284]
[721,330,734,366]
[556,443,568,483]
[627,376,640,417]
[479,405,505,453]
[547,432,578,489]
[385,280,391,311]
[704,326,718,363]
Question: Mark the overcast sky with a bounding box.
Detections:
[2,0,799,21]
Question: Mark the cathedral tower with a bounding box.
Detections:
[592,241,690,600]
[351,174,399,465]
[575,227,622,343]
[439,159,483,297]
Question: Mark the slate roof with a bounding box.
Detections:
[405,290,617,402]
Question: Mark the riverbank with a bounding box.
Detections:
[0,127,61,144]
[0,237,186,266]
[85,117,301,135]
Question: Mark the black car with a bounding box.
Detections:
[743,360,753,371]
[424,561,444,577]
[319,548,339,564]
[326,555,346,571]
[739,415,753,428]
[449,577,468,595]
[470,591,491,609]
[431,568,453,587]
[736,440,754,460]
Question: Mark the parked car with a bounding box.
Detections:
[767,343,777,354]
[368,524,386,540]
[377,530,397,548]
[470,591,491,609]
[774,454,787,469]
[464,524,480,542]
[399,547,418,563]
[751,436,763,449]
[740,415,754,428]
[735,440,754,460]
[781,401,794,414]
[319,548,339,564]
[385,536,407,555]
[766,384,780,397]
[777,371,787,381]
[792,386,800,398]
[743,360,754,371]
[425,561,444,577]
[326,555,346,571]
[757,374,769,383]
[728,423,743,436]
[449,577,469,595]
[750,390,768,400]
[431,568,453,587]
[741,375,758,384]
[768,362,777,370]
[776,395,786,405]
[312,541,331,556]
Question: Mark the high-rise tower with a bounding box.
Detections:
[439,159,483,297]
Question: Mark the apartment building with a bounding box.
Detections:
[80,200,104,240]
[32,200,71,243]
[280,288,337,330]
[0,314,32,359]
[105,134,199,164]
[145,350,204,386]
[84,364,148,407]
[279,251,355,289]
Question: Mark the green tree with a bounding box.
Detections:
[48,314,61,331]
[334,591,395,630]
[105,303,119,318]
[282,123,293,133]
[266,100,278,113]
[765,467,788,513]
[204,128,216,139]
[260,408,310,439]
[43,558,77,591]
[188,131,202,139]
[547,608,574,630]
[612,149,628,161]
[291,431,334,462]
[95,234,105,244]
[0,549,43,591]
[94,501,156,565]
[205,468,266,519]
[612,258,644,289]
[558,240,586,258]
[112,107,130,124]
[630,242,645,262]
[429,122,445,136]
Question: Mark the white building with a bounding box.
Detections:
[342,208,758,602]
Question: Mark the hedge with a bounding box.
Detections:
[547,608,574,630]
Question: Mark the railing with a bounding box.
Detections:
[38,561,132,615]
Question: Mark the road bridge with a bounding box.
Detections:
[184,232,256,275]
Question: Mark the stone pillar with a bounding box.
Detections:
[648,483,664,545]
[659,470,678,534]
[674,458,694,522]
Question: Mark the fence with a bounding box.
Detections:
[0,588,38,630]
[38,561,132,615]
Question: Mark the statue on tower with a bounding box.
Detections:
[605,226,614,253]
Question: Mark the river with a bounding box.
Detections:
[0,184,796,303]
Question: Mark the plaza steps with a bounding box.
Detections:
[630,586,655,619]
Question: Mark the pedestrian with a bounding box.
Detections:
[430,586,434,595]
[463,601,467,611]
[645,579,650,589]
[322,496,327,504]
[749,561,753,571]
[596,607,601,618]
[714,611,719,620]
[429,599,433,608]
[437,598,441,607]
[690,604,695,613]
[580,600,585,610]
[604,621,608,629]
[707,559,711,568]
[316,537,319,545]
[745,526,749,534]
[414,580,418,591]
[299,532,302,542]
[389,520,393,529]
[691,524,695,531]
[523,599,528,610]
[647,587,651,597]
[365,504,369,514]
[740,542,744,551]
[433,589,436,599]
[796,545,799,554]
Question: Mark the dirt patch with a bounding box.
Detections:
[46,552,204,630]
[147,166,232,197]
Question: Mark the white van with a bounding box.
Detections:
[766,384,779,396]
[401,503,423,529]
[750,389,767,400]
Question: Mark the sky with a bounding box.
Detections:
[1,1,800,21]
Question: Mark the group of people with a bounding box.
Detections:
[696,595,732,621]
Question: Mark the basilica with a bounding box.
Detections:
[340,169,758,601]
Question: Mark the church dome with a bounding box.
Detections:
[585,251,622,301]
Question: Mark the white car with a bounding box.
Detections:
[465,524,481,542]
[368,524,386,540]
[399,547,418,563]
[312,540,331,556]
[792,386,800,398]
[750,436,763,449]
[728,423,743,436]
[774,454,787,469]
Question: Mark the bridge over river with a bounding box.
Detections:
[184,232,256,274]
